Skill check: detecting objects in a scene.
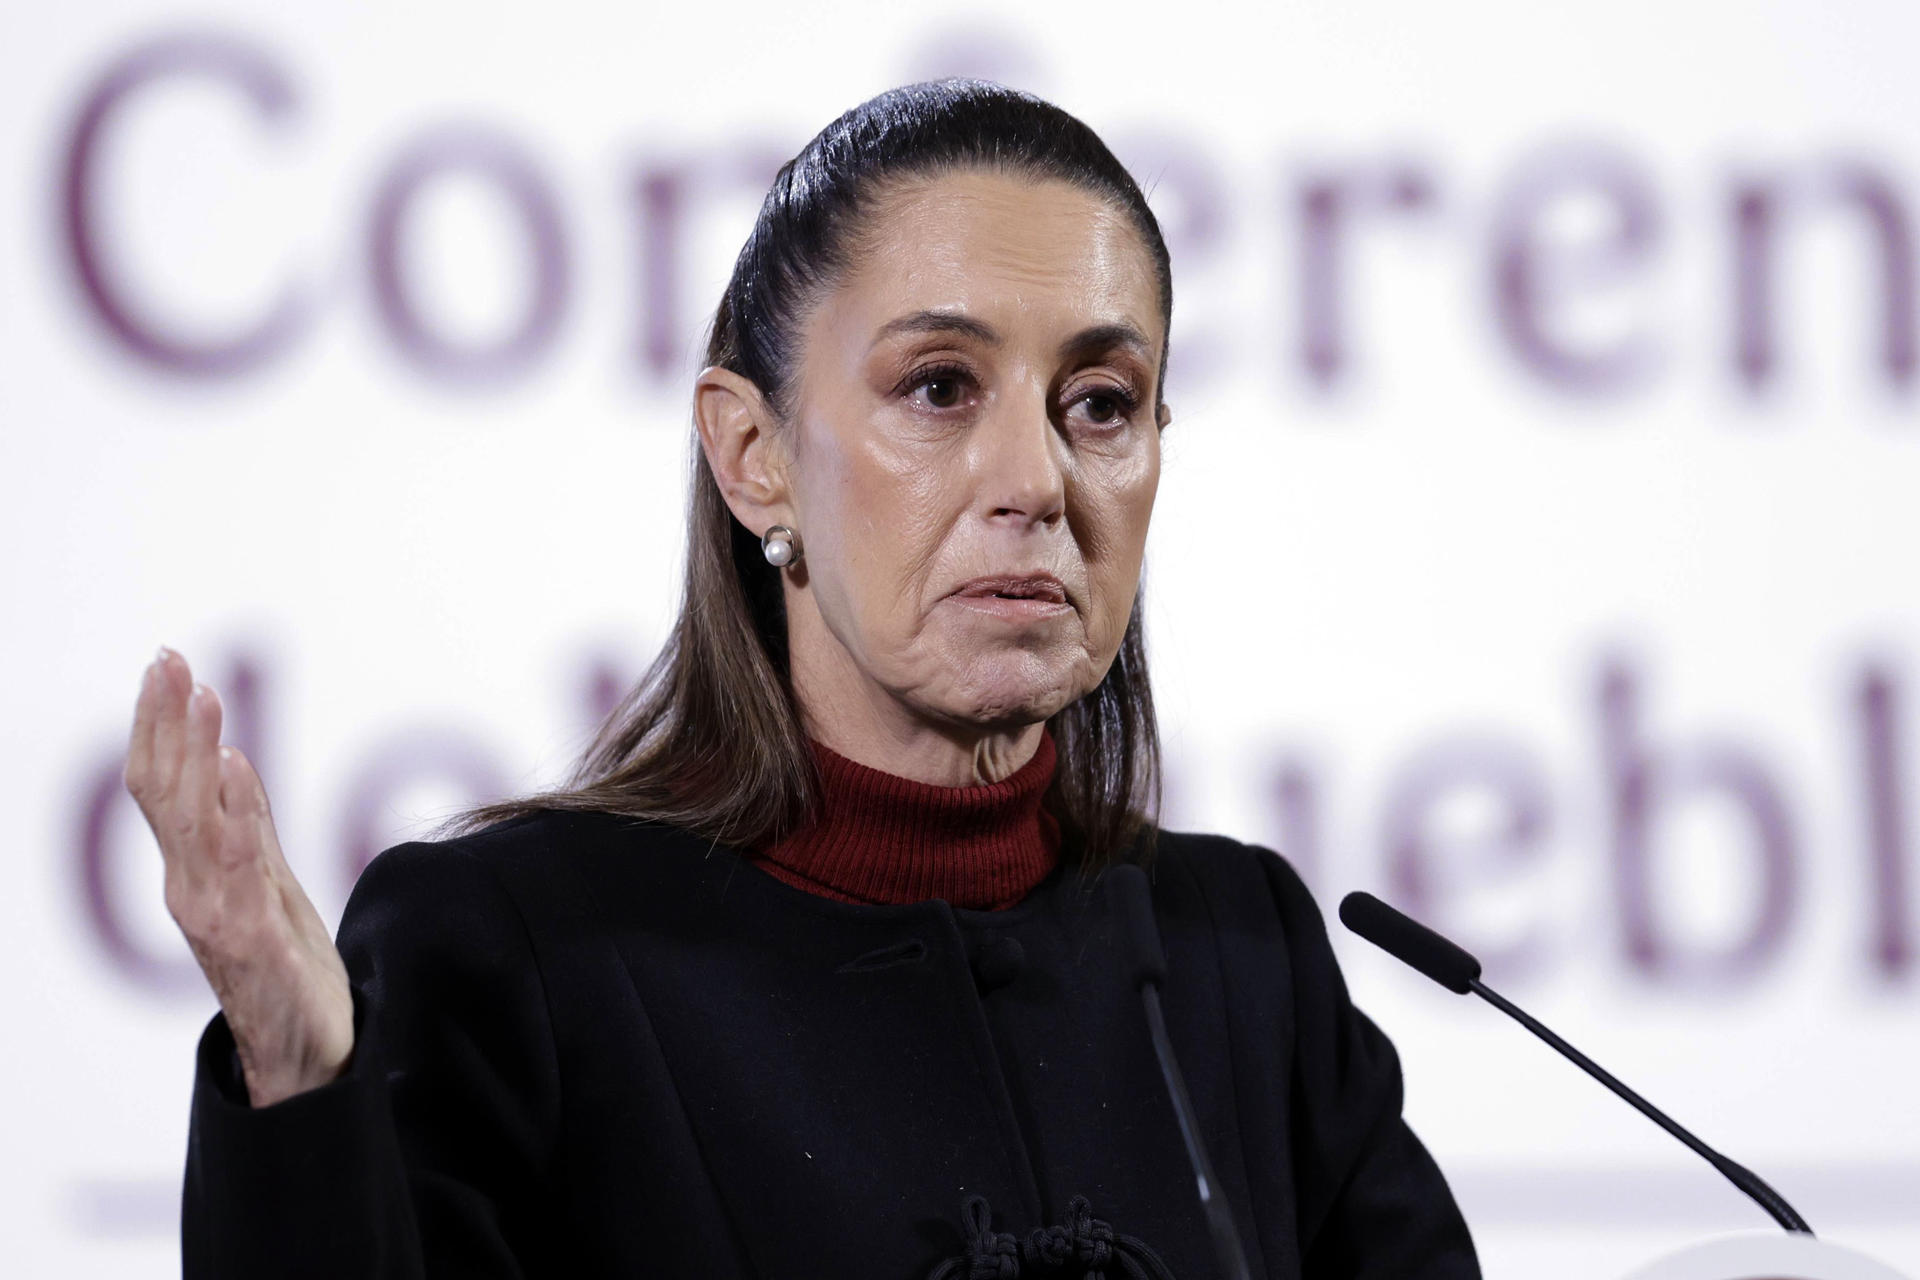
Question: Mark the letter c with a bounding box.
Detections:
[60,33,310,375]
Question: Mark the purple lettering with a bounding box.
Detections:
[59,33,309,376]
[367,126,569,381]
[1731,162,1916,393]
[1491,139,1662,395]
[1859,663,1913,977]
[1295,161,1439,386]
[1600,657,1798,985]
[1382,736,1551,981]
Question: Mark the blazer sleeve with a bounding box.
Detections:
[181,838,563,1280]
[1259,849,1481,1280]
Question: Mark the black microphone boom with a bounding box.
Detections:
[1336,891,1813,1236]
[1108,865,1255,1280]
[1337,889,1481,992]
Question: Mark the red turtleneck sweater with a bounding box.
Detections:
[749,728,1063,910]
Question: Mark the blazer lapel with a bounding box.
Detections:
[593,823,1043,1279]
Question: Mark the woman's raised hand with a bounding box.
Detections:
[124,648,356,1108]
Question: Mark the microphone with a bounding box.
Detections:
[1107,864,1255,1280]
[1337,890,1814,1235]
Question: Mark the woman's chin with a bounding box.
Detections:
[922,665,1088,730]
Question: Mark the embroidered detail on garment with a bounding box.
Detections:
[926,1193,1178,1280]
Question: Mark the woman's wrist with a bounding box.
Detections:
[241,1041,355,1109]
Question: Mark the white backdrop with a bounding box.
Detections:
[5,1,1917,1275]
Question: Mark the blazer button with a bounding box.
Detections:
[970,935,1027,993]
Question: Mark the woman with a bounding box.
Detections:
[125,80,1480,1279]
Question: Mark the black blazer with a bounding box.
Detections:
[181,809,1480,1279]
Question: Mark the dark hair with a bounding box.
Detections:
[435,78,1172,874]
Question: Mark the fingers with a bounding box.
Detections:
[219,744,291,885]
[146,649,193,811]
[217,742,266,821]
[177,678,225,846]
[126,648,186,815]
[169,740,276,947]
[218,744,273,859]
[124,656,162,800]
[127,649,235,865]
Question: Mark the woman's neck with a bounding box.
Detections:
[785,616,1048,786]
[805,715,1048,789]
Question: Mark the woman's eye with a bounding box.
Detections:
[903,367,972,411]
[1074,388,1136,427]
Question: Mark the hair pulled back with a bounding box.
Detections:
[439,78,1170,871]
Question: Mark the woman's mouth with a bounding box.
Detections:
[948,574,1073,619]
[949,595,1074,621]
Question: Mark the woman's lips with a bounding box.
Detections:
[946,573,1073,620]
[950,573,1068,601]
[948,594,1073,620]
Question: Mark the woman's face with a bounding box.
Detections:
[775,169,1169,736]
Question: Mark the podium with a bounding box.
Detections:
[1624,1231,1912,1280]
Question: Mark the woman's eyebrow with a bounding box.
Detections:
[1059,322,1152,360]
[869,311,1152,359]
[870,310,1000,348]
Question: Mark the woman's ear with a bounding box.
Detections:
[693,365,793,535]
[1156,401,1173,432]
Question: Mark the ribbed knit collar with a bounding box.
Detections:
[750,728,1062,911]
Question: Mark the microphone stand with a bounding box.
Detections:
[1110,864,1256,1280]
[1466,977,1811,1234]
[1339,889,1813,1236]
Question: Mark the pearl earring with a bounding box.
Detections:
[761,524,801,568]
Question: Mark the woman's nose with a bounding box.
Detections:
[977,395,1067,526]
